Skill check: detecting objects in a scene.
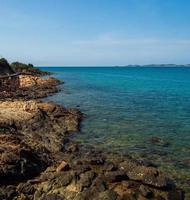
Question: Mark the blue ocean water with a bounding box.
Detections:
[42,67,190,192]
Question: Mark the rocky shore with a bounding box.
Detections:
[0,70,185,199]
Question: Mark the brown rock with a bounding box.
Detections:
[119,160,170,188]
[56,161,70,172]
[139,185,152,197]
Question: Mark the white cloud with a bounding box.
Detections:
[55,34,190,65]
[1,31,190,65]
[73,34,190,47]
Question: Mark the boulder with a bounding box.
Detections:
[119,160,171,188]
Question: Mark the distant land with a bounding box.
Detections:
[115,64,190,67]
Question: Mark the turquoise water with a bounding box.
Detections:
[42,67,190,193]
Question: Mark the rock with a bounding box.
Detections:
[142,171,169,188]
[66,143,79,153]
[95,190,118,200]
[73,164,91,175]
[139,185,152,197]
[121,193,138,200]
[137,195,149,200]
[168,189,185,200]
[148,137,162,144]
[0,74,61,100]
[91,178,107,192]
[39,193,65,200]
[103,161,117,172]
[0,58,15,75]
[90,157,105,165]
[119,160,171,188]
[17,182,35,195]
[0,134,45,185]
[50,172,74,187]
[104,170,128,183]
[148,137,170,147]
[56,161,70,172]
[77,171,96,191]
[0,186,17,200]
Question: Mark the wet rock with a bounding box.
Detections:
[103,161,117,171]
[148,137,170,147]
[66,143,79,153]
[142,170,169,188]
[139,185,152,197]
[90,157,105,165]
[104,170,128,183]
[136,159,157,168]
[119,160,171,188]
[168,189,185,200]
[148,137,162,144]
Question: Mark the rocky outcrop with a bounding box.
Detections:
[0,75,62,100]
[0,100,82,156]
[0,58,15,75]
[0,100,82,198]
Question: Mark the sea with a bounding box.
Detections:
[41,66,190,194]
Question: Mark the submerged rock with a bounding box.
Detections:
[119,160,172,188]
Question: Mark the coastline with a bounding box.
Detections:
[0,70,185,199]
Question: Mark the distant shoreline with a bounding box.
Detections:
[37,64,190,68]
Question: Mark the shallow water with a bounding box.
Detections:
[43,67,190,194]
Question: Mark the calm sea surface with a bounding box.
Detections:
[42,67,190,193]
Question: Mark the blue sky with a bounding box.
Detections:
[0,0,190,66]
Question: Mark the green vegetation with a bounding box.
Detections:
[11,62,49,76]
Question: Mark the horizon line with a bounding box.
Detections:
[37,64,190,67]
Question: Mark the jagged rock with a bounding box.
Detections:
[0,186,17,200]
[0,133,45,185]
[95,190,119,200]
[103,161,117,172]
[0,75,62,100]
[119,160,171,188]
[104,170,128,183]
[91,178,107,192]
[38,193,65,200]
[77,171,96,191]
[56,161,70,172]
[139,185,152,197]
[17,182,35,195]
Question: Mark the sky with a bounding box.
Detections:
[0,0,190,66]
